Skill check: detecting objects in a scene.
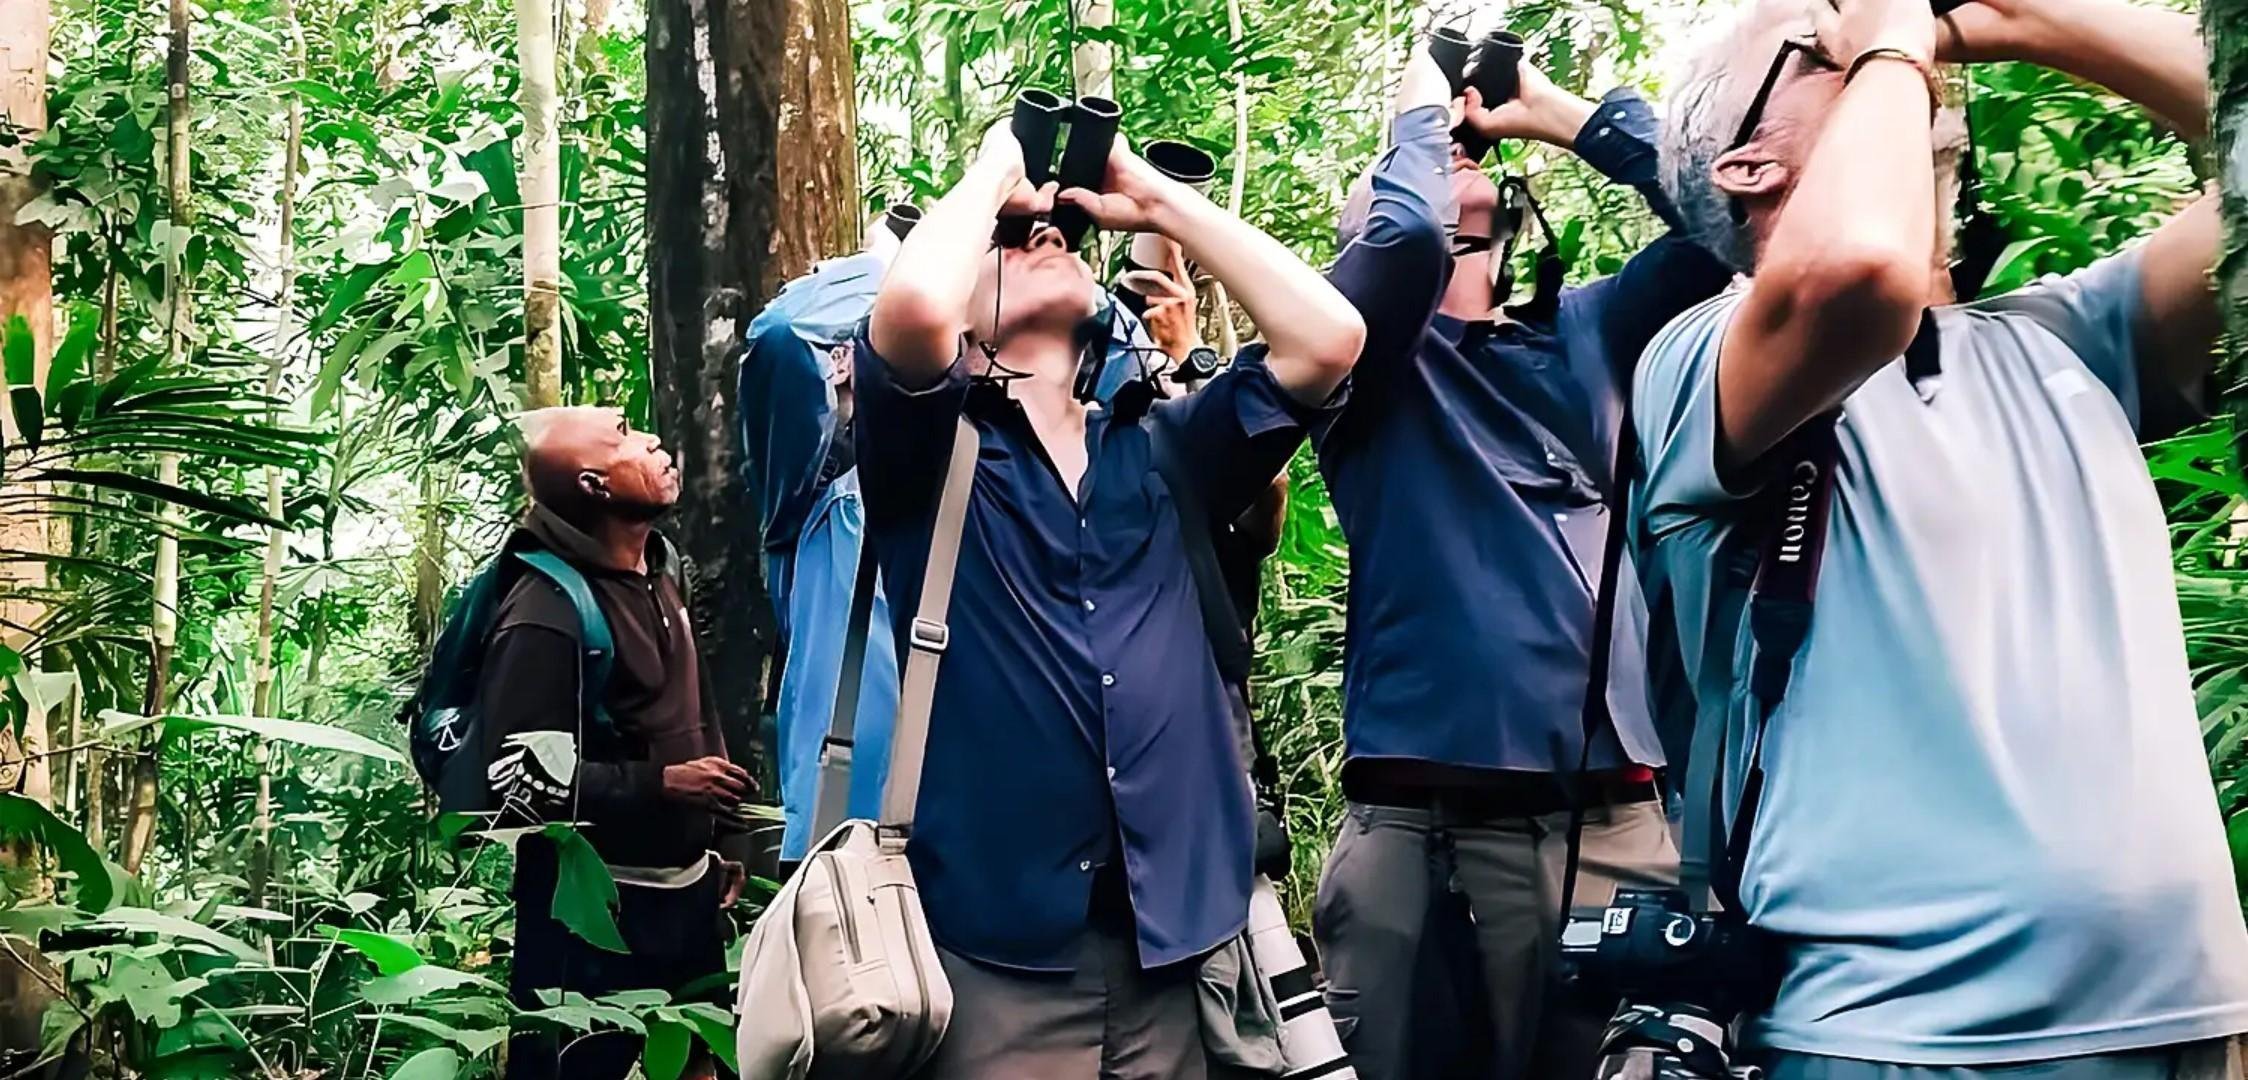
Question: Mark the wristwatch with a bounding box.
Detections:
[1180,345,1223,382]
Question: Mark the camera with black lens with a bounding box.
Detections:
[1559,888,1785,1079]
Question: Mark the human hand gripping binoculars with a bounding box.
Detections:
[1428,25,1524,163]
[995,89,1220,252]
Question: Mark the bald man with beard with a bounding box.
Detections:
[480,407,751,1080]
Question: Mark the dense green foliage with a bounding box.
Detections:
[0,0,2235,1075]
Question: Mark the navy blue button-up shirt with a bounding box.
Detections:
[854,335,1333,971]
[1315,97,1732,775]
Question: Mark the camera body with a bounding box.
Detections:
[1561,889,1785,1080]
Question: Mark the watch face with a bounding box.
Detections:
[1184,347,1221,380]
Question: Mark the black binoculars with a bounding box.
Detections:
[998,89,1122,250]
[883,203,922,240]
[1430,26,1526,163]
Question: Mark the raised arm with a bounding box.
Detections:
[868,127,1050,388]
[1325,49,1456,373]
[1948,0,2212,405]
[1715,0,1941,465]
[1060,148,1368,406]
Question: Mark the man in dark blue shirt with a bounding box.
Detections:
[1307,45,1734,1080]
[854,121,1364,1079]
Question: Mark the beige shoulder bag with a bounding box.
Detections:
[736,418,978,1080]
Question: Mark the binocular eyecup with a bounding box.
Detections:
[1000,90,1121,251]
[1144,139,1217,191]
[1429,27,1526,163]
[884,203,924,241]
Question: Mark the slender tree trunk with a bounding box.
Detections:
[1211,0,1249,356]
[2216,0,2248,446]
[1072,0,1114,99]
[411,463,447,653]
[520,0,563,409]
[125,0,193,878]
[0,0,53,858]
[647,0,859,840]
[247,0,304,905]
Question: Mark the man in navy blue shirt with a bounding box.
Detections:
[1307,43,1734,1080]
[854,121,1364,1079]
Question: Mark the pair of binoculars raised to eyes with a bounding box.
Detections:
[997,89,1221,250]
[1429,26,1526,163]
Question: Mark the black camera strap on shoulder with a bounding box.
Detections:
[1560,311,1939,923]
[1151,419,1279,795]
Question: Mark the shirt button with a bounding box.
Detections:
[1079,860,1093,871]
[1084,599,1097,613]
[1101,673,1116,687]
[1597,125,1612,138]
[1107,766,1117,780]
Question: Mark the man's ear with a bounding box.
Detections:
[1713,143,1790,203]
[578,469,611,501]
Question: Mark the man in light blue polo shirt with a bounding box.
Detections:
[1635,0,2248,1073]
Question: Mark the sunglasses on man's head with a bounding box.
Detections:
[1726,36,1843,222]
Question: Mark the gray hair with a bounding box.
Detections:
[1660,37,1756,273]
[1659,23,1970,276]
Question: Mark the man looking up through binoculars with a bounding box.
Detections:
[1633,0,2248,1072]
[854,119,1364,1079]
[1304,29,1733,1080]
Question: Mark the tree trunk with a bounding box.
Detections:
[1072,0,1114,99]
[248,0,304,905]
[1211,0,1249,355]
[125,0,193,879]
[520,0,563,409]
[0,0,53,864]
[646,0,860,817]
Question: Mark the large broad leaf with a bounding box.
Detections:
[383,1014,507,1059]
[388,1047,462,1080]
[3,313,33,386]
[360,963,502,1006]
[542,825,627,953]
[29,469,281,528]
[91,907,260,963]
[642,1019,692,1080]
[307,261,388,340]
[46,303,97,400]
[0,792,116,911]
[97,709,403,764]
[322,927,426,975]
[675,1001,739,1073]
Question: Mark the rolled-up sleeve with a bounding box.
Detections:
[1572,89,1680,231]
[851,323,972,529]
[1154,346,1346,525]
[1330,105,1454,373]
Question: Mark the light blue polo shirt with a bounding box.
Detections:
[1632,249,2248,1065]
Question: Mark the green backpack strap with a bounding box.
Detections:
[514,550,617,734]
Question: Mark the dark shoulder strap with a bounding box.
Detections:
[1150,420,1253,685]
[514,551,616,730]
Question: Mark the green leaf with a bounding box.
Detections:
[322,927,426,975]
[387,251,436,290]
[90,907,260,962]
[27,469,282,528]
[11,387,40,450]
[3,314,32,386]
[174,712,403,764]
[47,302,96,399]
[676,1002,738,1072]
[360,963,502,1006]
[275,77,348,108]
[384,1015,507,1059]
[388,1047,462,1080]
[307,262,387,339]
[0,792,116,911]
[643,1019,691,1080]
[542,825,627,953]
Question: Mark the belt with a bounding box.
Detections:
[1343,771,1658,820]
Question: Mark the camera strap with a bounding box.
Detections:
[1694,310,1940,912]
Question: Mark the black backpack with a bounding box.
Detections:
[401,535,682,817]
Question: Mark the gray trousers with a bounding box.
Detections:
[1761,1040,2248,1079]
[1312,797,1679,1080]
[911,922,1207,1080]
